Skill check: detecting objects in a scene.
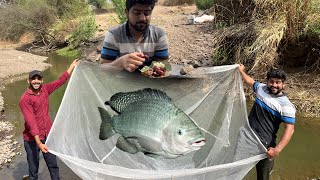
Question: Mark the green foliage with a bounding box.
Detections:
[195,0,214,10]
[306,0,320,34]
[56,47,81,57]
[67,13,97,49]
[111,0,126,24]
[214,21,229,29]
[213,47,227,65]
[311,0,320,13]
[88,0,107,9]
[305,18,320,34]
[47,0,88,18]
[0,0,57,41]
[163,0,194,6]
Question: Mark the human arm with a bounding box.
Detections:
[34,135,48,153]
[46,59,79,94]
[266,123,294,159]
[238,64,255,89]
[100,52,146,72]
[67,59,79,75]
[19,97,40,138]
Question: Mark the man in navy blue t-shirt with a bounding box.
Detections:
[238,64,296,180]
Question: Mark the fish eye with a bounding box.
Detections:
[177,129,182,135]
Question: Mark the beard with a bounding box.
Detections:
[267,86,283,95]
[129,21,149,32]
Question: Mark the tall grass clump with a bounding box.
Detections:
[305,0,320,34]
[195,0,214,10]
[163,0,194,6]
[208,0,315,74]
[111,0,126,24]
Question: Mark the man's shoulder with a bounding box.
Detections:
[148,24,166,35]
[108,23,126,34]
[254,82,266,92]
[20,90,31,103]
[280,95,295,109]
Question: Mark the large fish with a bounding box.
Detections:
[98,88,206,158]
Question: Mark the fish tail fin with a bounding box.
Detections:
[98,107,115,140]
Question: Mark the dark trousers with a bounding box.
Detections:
[24,140,60,180]
[256,158,274,180]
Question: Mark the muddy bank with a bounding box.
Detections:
[0,49,50,169]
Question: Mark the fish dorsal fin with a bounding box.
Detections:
[106,88,171,113]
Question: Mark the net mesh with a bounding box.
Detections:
[46,62,267,179]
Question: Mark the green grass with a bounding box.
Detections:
[56,47,80,58]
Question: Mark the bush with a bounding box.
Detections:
[67,13,97,49]
[49,0,90,19]
[195,0,213,10]
[306,0,320,34]
[0,0,56,41]
[88,0,107,9]
[111,0,126,24]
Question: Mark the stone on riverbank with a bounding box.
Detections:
[0,121,20,169]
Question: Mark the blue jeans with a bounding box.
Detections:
[24,139,60,180]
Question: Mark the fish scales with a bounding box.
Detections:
[112,99,177,139]
[107,88,171,113]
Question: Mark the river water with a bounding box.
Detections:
[0,54,319,179]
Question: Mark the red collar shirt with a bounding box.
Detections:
[19,71,70,141]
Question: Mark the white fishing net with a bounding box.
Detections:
[46,61,267,179]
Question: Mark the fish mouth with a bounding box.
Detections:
[189,138,206,147]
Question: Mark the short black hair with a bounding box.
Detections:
[266,68,287,82]
[126,0,157,11]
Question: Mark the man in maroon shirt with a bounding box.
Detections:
[19,59,79,180]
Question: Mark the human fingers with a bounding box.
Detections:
[136,53,149,60]
[123,55,145,70]
[124,63,137,72]
[238,64,245,71]
[73,59,80,66]
[40,144,49,153]
[129,53,146,63]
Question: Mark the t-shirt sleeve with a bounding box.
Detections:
[281,105,296,124]
[253,81,260,93]
[101,31,120,60]
[154,29,169,59]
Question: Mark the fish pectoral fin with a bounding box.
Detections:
[116,136,139,154]
[144,151,180,159]
[98,107,115,140]
[144,152,162,158]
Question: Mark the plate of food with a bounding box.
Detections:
[140,61,171,78]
